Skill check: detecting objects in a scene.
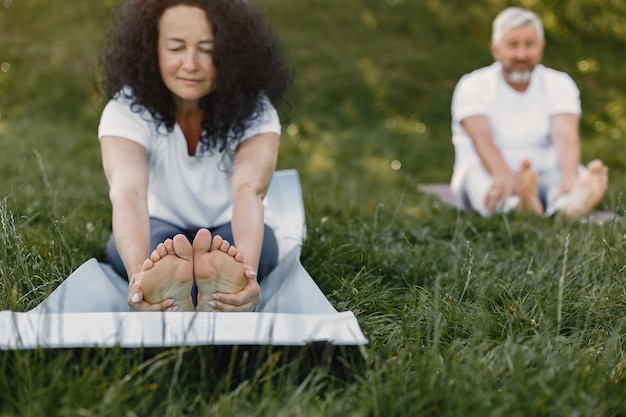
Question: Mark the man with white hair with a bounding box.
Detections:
[450,7,608,218]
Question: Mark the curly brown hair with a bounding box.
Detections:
[99,0,291,151]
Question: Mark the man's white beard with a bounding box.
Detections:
[506,69,532,84]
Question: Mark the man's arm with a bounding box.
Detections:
[461,115,516,210]
[551,113,581,195]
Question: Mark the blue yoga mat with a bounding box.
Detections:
[0,170,367,349]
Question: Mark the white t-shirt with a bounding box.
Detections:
[98,91,281,230]
[451,62,581,173]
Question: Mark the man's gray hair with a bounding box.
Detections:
[491,7,544,44]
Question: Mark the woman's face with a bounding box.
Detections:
[157,5,217,109]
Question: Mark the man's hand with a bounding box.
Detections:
[485,170,516,212]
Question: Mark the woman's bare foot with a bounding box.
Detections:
[140,234,195,311]
[562,159,609,220]
[515,160,543,215]
[193,228,247,312]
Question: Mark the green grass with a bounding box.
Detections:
[1,0,626,415]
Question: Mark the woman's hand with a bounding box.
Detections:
[207,266,260,312]
[127,271,176,312]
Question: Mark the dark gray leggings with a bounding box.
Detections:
[106,218,279,290]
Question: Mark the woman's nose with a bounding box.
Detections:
[182,50,199,70]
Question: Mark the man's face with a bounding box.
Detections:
[491,23,545,85]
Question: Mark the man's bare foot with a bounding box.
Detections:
[562,159,608,220]
[140,234,195,311]
[193,228,247,312]
[515,160,543,215]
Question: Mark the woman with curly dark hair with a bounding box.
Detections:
[98,0,291,312]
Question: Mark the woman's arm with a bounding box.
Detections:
[100,136,172,311]
[209,132,279,311]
